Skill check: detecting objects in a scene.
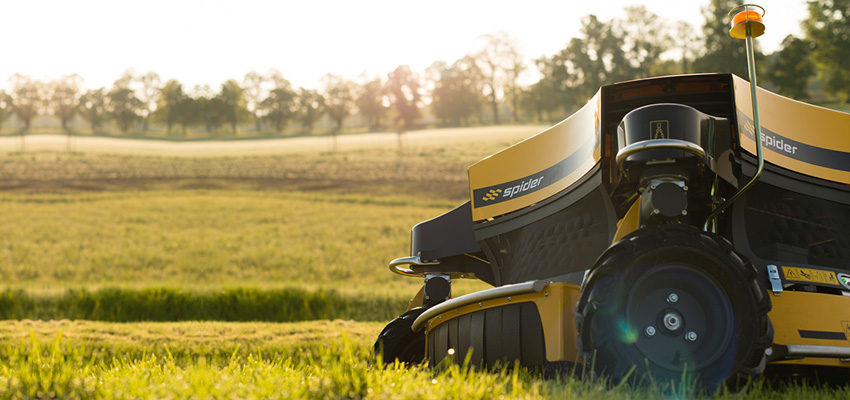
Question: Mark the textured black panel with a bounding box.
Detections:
[484,308,503,366]
[449,318,459,362]
[457,314,472,363]
[469,312,486,366]
[501,305,522,363]
[484,188,613,284]
[430,303,547,368]
[434,322,449,365]
[520,302,546,366]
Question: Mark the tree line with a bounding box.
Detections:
[0,0,846,139]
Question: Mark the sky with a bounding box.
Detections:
[2,0,808,91]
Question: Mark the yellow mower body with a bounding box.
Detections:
[377,73,850,388]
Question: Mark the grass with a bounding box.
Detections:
[2,321,848,399]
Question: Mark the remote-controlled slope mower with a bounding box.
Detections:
[375,5,850,390]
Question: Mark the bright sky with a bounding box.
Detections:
[3,0,807,91]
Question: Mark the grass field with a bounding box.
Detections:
[3,321,847,400]
[1,126,847,398]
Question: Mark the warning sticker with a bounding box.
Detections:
[782,266,840,285]
[843,321,850,337]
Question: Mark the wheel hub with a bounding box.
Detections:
[625,263,735,372]
[662,311,683,332]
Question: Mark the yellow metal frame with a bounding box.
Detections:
[611,198,641,243]
[768,290,850,367]
[423,282,583,363]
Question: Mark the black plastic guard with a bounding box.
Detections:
[411,201,481,261]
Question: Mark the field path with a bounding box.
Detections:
[0,126,544,157]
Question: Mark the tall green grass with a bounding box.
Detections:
[1,322,847,399]
[0,287,405,322]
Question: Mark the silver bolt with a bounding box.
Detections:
[478,302,482,307]
[664,313,681,330]
[686,331,697,342]
[653,209,660,215]
[651,184,658,190]
[681,210,688,216]
[645,326,656,337]
[544,292,549,296]
[455,310,459,314]
[765,348,773,356]
[667,293,679,304]
[683,186,689,191]
[507,296,512,301]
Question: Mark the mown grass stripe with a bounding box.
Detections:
[0,287,407,322]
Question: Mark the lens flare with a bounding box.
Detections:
[616,318,639,344]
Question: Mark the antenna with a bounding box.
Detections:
[704,4,766,231]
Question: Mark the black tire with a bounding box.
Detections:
[576,225,772,391]
[374,307,427,364]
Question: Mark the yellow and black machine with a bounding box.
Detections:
[375,5,850,390]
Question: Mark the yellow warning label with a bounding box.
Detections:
[651,120,669,139]
[782,266,840,285]
[842,321,850,337]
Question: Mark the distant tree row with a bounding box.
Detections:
[0,0,845,139]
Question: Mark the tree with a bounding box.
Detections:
[260,74,298,135]
[429,58,483,126]
[136,71,161,132]
[356,76,388,131]
[77,88,107,133]
[193,84,226,135]
[470,32,521,124]
[106,78,144,134]
[0,90,13,132]
[320,73,355,144]
[9,74,42,132]
[243,71,271,132]
[386,65,422,130]
[216,80,247,136]
[297,88,324,133]
[617,6,671,79]
[765,35,815,101]
[803,0,850,103]
[692,0,763,77]
[176,96,197,136]
[46,74,83,132]
[157,79,187,136]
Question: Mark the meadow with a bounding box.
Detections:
[1,127,847,398]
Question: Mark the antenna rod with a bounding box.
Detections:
[704,4,766,231]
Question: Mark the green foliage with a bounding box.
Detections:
[77,88,107,132]
[430,58,483,126]
[321,73,355,134]
[386,65,422,129]
[297,87,325,133]
[692,0,765,77]
[765,35,815,100]
[261,74,298,134]
[803,0,850,103]
[356,77,389,131]
[106,85,144,134]
[8,74,41,132]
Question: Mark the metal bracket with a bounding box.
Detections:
[388,255,440,277]
[767,264,783,295]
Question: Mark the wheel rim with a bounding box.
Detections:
[624,263,735,373]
